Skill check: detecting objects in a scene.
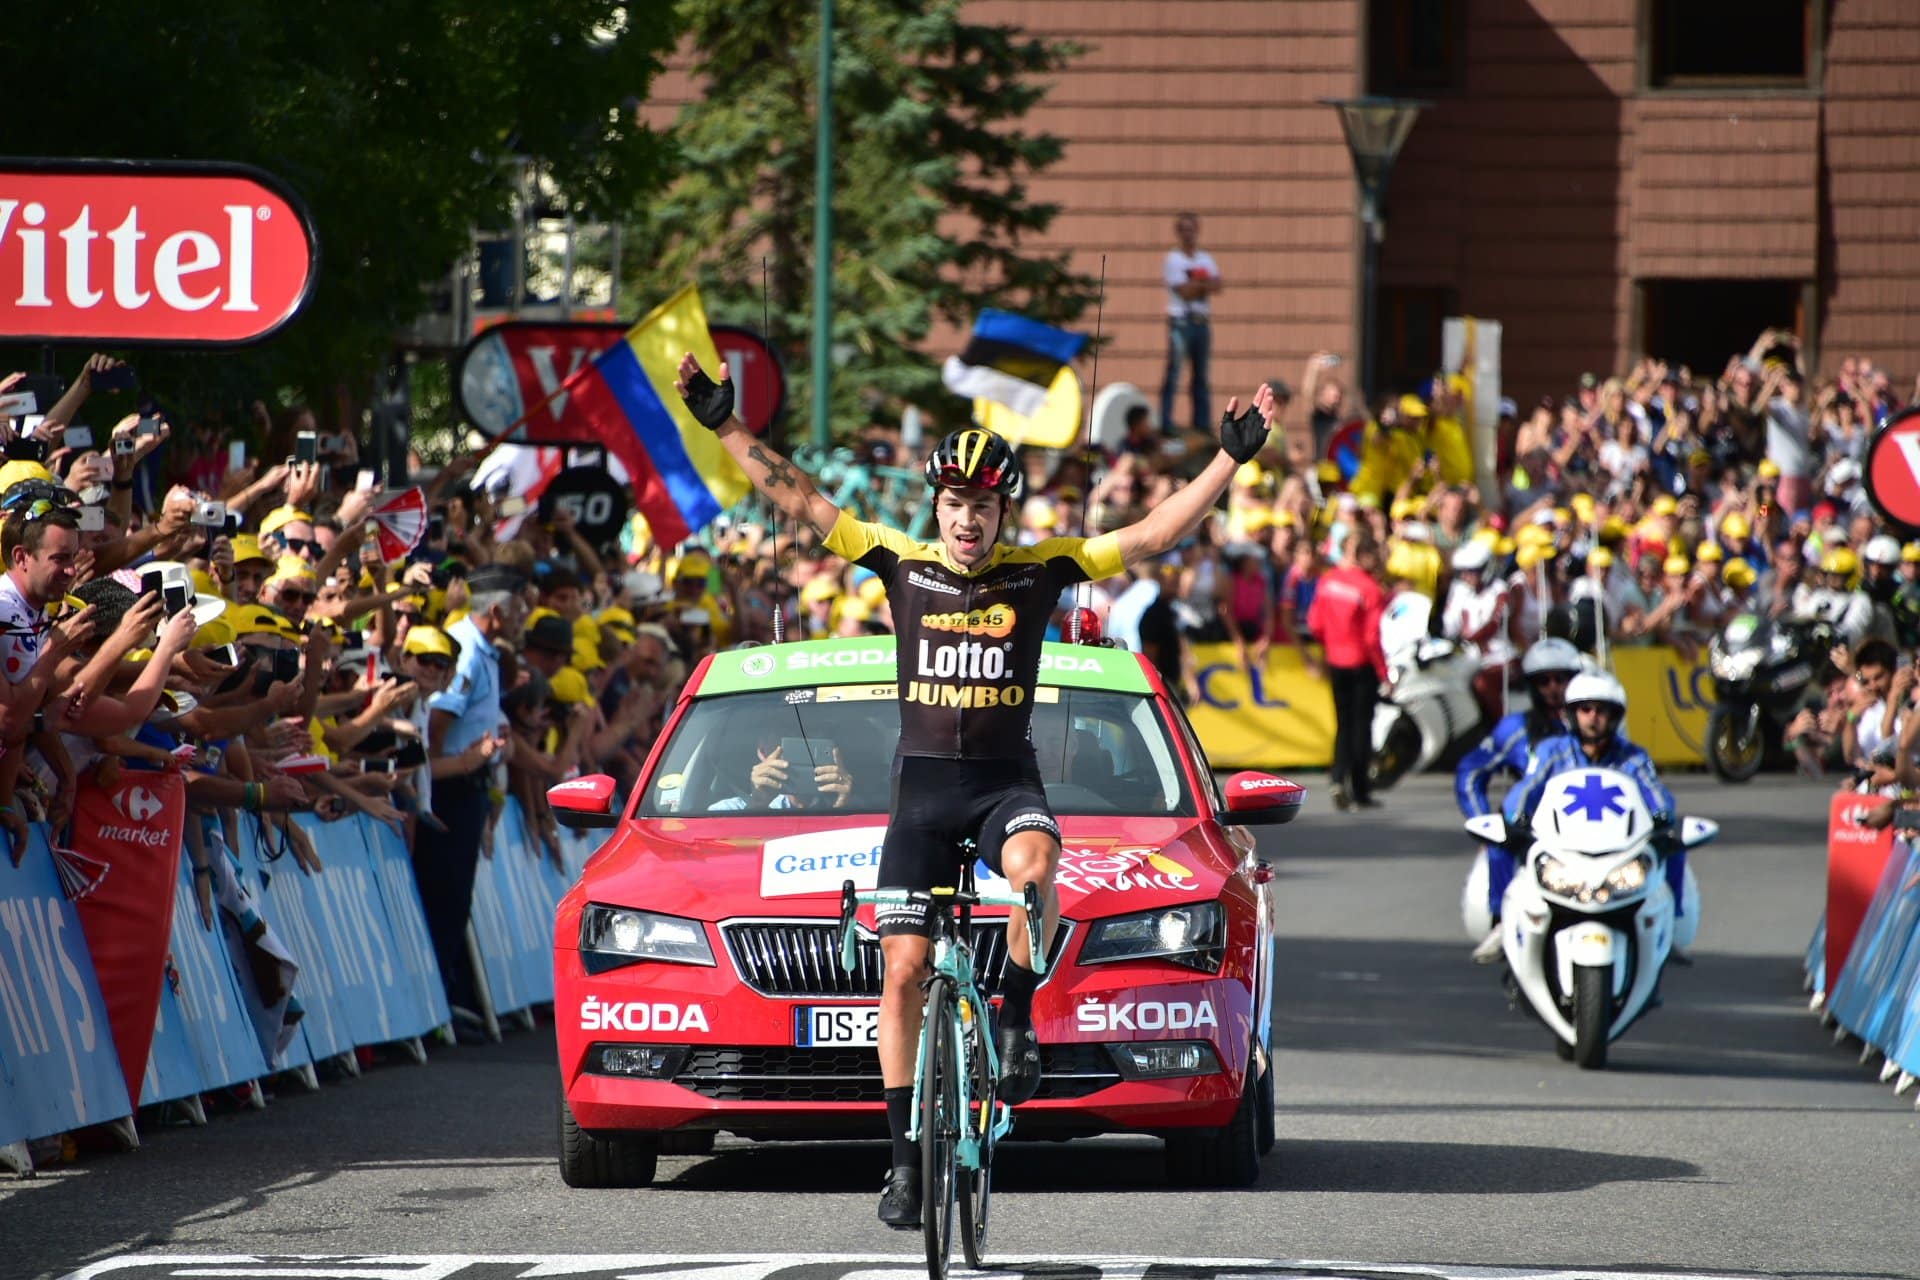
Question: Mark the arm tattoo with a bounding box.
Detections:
[746,444,799,491]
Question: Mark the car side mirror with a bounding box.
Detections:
[1222,771,1304,825]
[1464,813,1508,846]
[548,774,620,830]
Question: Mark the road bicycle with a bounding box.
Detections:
[838,858,1045,1279]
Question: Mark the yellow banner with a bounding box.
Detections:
[1185,643,1714,771]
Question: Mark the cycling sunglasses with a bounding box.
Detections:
[932,464,1006,491]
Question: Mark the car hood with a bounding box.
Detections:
[579,812,1235,922]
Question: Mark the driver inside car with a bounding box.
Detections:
[709,732,857,811]
[1500,671,1691,951]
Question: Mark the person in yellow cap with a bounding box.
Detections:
[259,506,321,564]
[834,596,874,638]
[261,555,318,626]
[799,573,841,639]
[221,533,275,605]
[668,547,734,646]
[1722,558,1757,594]
[1349,396,1430,503]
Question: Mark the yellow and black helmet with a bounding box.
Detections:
[925,428,1018,497]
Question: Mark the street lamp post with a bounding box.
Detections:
[1323,96,1429,405]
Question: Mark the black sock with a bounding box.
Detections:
[884,1086,915,1169]
[1000,960,1039,1026]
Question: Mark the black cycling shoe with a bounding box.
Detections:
[877,1164,921,1229]
[997,1021,1042,1105]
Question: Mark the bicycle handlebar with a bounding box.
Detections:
[837,880,1048,978]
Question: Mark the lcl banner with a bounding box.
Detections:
[0,158,318,345]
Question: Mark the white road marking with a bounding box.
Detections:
[60,1254,1772,1280]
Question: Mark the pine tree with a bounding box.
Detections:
[630,0,1099,442]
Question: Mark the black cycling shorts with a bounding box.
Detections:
[875,754,1060,937]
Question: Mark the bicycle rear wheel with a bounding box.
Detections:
[920,977,958,1279]
[957,992,995,1268]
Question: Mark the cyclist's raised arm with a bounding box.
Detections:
[1113,382,1281,567]
[677,352,841,538]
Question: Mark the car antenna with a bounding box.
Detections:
[762,255,787,646]
[1069,255,1107,644]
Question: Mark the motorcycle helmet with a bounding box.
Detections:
[1452,541,1492,573]
[1864,535,1902,567]
[1522,637,1583,681]
[1565,671,1627,743]
[925,428,1019,497]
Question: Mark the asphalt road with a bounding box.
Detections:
[9,774,1917,1280]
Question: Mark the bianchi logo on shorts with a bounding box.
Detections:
[906,570,963,596]
[1004,810,1058,836]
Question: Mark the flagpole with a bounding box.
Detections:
[810,0,836,450]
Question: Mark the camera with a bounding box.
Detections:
[192,500,227,529]
[115,436,137,456]
[62,426,93,450]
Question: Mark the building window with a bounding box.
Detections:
[1637,279,1804,378]
[1646,0,1812,89]
[1377,286,1455,398]
[1369,0,1464,95]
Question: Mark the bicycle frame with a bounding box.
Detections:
[837,875,1045,1162]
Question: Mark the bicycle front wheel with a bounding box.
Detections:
[957,993,995,1268]
[920,977,959,1279]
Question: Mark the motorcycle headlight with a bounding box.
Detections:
[1535,855,1585,897]
[1604,854,1653,896]
[1710,646,1762,681]
[579,905,715,973]
[1080,902,1225,973]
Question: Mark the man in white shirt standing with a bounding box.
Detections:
[1160,211,1222,434]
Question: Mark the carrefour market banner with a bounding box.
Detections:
[1186,643,1714,770]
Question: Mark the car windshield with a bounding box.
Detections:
[639,685,1194,818]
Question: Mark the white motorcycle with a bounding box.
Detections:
[1369,593,1486,791]
[1461,766,1715,1069]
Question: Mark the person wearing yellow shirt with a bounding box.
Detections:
[1350,396,1430,504]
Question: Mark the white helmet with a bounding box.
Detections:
[1522,637,1583,679]
[1452,541,1492,573]
[1865,534,1903,567]
[1565,670,1627,714]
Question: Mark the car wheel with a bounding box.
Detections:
[1254,1059,1275,1157]
[658,1130,716,1156]
[558,1088,659,1188]
[1163,1056,1261,1188]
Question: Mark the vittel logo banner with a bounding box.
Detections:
[0,160,318,344]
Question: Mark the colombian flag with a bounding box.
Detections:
[564,285,751,547]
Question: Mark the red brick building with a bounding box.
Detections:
[656,1,1920,424]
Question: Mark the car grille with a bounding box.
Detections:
[673,1043,1120,1103]
[721,918,1074,999]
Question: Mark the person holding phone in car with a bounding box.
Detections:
[709,733,855,811]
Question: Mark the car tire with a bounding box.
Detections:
[1254,1059,1275,1157]
[559,1089,659,1188]
[658,1130,716,1156]
[1163,1056,1261,1188]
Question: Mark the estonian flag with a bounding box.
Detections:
[559,284,751,547]
[941,310,1087,417]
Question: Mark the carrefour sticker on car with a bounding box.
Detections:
[760,826,890,897]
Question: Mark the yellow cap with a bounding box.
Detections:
[1600,516,1628,544]
[0,460,53,495]
[1243,507,1275,532]
[571,638,605,672]
[1758,459,1781,480]
[1316,460,1343,484]
[1570,493,1596,517]
[193,615,236,648]
[670,549,712,580]
[603,623,636,646]
[549,666,592,705]
[1724,560,1757,589]
[267,555,315,587]
[1234,460,1267,488]
[1495,536,1516,556]
[1904,542,1920,564]
[1588,546,1614,569]
[857,576,887,606]
[838,598,872,624]
[231,534,271,565]
[801,576,840,605]
[1696,541,1724,563]
[258,506,312,538]
[1824,548,1859,576]
[573,612,602,644]
[1720,512,1750,539]
[1515,543,1554,570]
[226,603,302,641]
[1552,507,1572,525]
[1027,502,1059,530]
[1389,498,1417,521]
[1652,495,1678,516]
[1663,555,1691,576]
[524,606,559,632]
[1397,394,1430,419]
[402,625,455,659]
[1517,524,1553,548]
[597,606,635,629]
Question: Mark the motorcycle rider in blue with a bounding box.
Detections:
[1501,671,1688,954]
[1456,638,1583,960]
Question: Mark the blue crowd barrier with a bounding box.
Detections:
[1,806,599,1163]
[1812,833,1920,1084]
[1803,911,1827,1003]
[0,827,131,1146]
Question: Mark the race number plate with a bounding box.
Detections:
[794,1005,880,1047]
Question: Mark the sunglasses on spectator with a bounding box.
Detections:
[276,587,315,605]
[415,655,452,671]
[278,537,324,557]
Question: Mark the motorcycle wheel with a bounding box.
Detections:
[1571,964,1611,1070]
[1369,717,1421,792]
[1705,704,1764,783]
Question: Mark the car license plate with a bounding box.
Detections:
[794,1005,880,1047]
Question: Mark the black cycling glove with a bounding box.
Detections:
[681,365,734,431]
[1219,402,1269,465]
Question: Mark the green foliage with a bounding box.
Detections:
[629,0,1098,440]
[0,0,680,423]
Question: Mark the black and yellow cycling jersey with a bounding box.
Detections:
[824,511,1123,759]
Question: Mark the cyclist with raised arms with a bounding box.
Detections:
[676,352,1279,1229]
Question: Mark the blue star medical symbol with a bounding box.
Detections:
[1562,773,1626,822]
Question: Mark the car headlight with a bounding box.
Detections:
[1535,854,1585,897]
[1079,902,1225,972]
[1604,854,1653,896]
[579,905,715,973]
[1710,646,1762,681]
